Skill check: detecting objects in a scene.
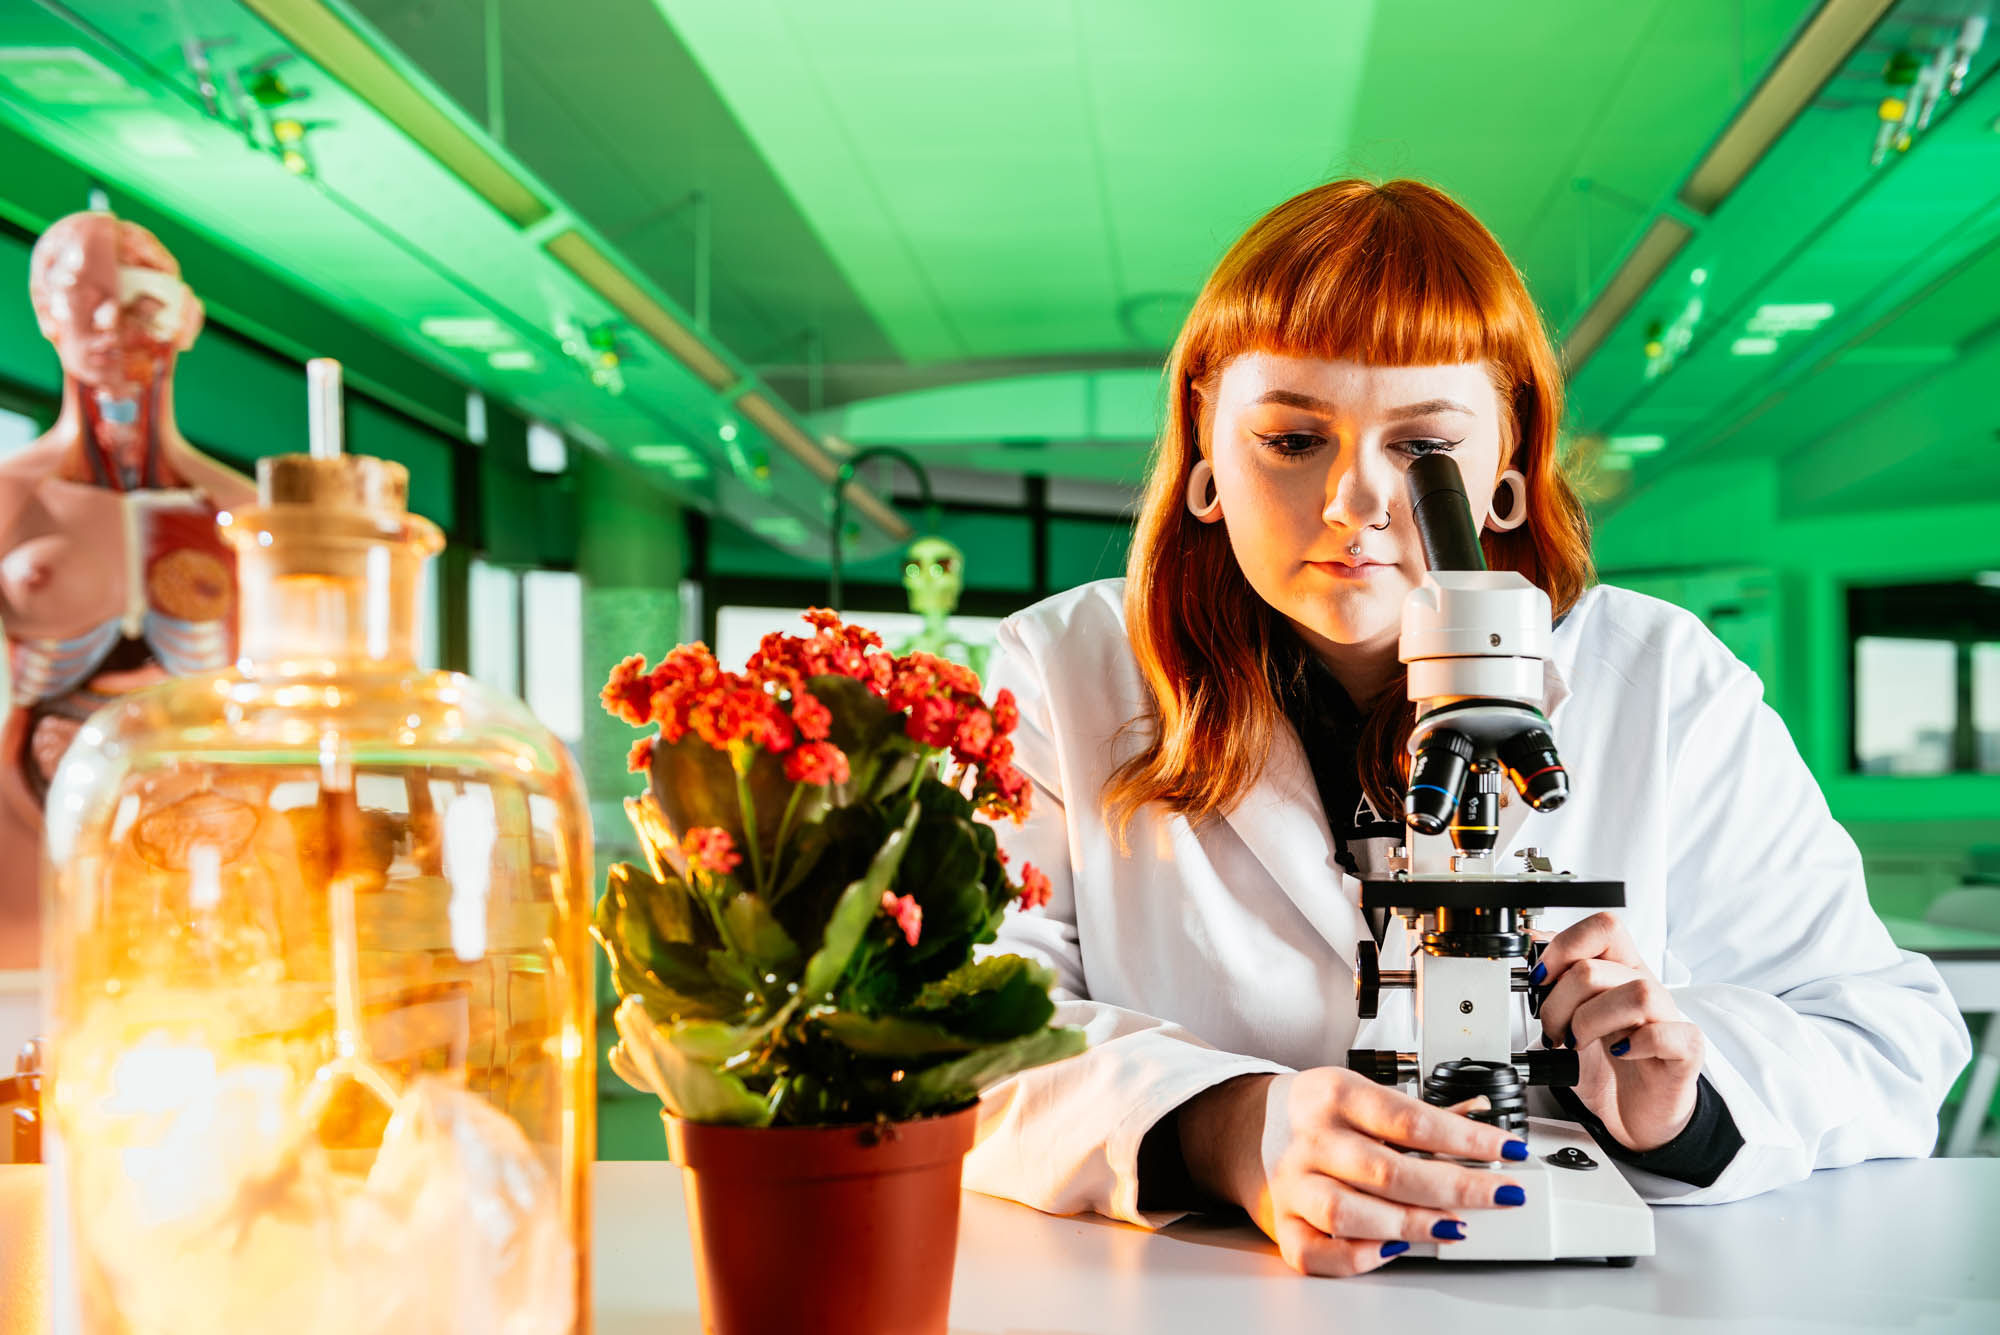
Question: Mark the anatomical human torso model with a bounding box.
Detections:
[0,211,253,969]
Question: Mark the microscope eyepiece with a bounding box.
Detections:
[1406,727,1474,836]
[1496,727,1570,812]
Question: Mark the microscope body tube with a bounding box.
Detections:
[1406,452,1488,573]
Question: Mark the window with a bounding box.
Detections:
[1848,579,2000,775]
[469,558,521,697]
[1854,638,1957,774]
[417,555,442,671]
[523,570,583,744]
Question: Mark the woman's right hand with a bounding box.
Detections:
[1178,1068,1529,1276]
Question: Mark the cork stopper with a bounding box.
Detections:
[253,359,415,522]
[220,357,441,668]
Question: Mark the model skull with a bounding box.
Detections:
[902,536,964,618]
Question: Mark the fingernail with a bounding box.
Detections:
[1432,1220,1466,1241]
[1495,1184,1526,1206]
[1502,1139,1530,1161]
[1380,1241,1411,1258]
[1610,1039,1630,1056]
[1530,962,1547,985]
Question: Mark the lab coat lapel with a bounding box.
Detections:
[1217,722,1369,973]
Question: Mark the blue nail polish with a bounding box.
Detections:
[1502,1139,1530,1161]
[1530,962,1547,985]
[1381,1240,1411,1258]
[1495,1184,1526,1206]
[1432,1220,1466,1241]
[1610,1039,1631,1056]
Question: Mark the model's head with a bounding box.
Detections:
[30,211,204,397]
[1111,179,1593,833]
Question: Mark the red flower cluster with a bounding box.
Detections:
[880,890,923,947]
[784,741,849,786]
[1018,863,1052,913]
[681,827,741,878]
[601,609,1032,822]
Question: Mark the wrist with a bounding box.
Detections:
[1177,1073,1274,1210]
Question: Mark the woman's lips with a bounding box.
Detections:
[1309,559,1393,579]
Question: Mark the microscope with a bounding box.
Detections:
[1344,455,1654,1265]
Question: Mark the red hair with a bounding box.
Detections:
[1105,179,1593,843]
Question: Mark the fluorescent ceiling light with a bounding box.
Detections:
[1680,0,1898,213]
[543,231,735,389]
[1565,0,1890,370]
[631,443,700,464]
[1746,302,1835,333]
[1977,571,2000,589]
[1732,336,1781,356]
[1607,434,1668,454]
[486,349,538,371]
[0,46,144,105]
[239,0,548,225]
[420,316,513,349]
[1564,217,1693,367]
[737,392,911,542]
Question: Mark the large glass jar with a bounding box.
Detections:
[40,387,593,1334]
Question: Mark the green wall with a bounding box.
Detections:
[1595,459,2000,918]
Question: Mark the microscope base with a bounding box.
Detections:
[1413,1116,1655,1264]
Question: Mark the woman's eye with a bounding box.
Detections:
[1254,432,1323,457]
[1396,438,1461,459]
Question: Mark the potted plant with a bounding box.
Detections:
[595,609,1085,1335]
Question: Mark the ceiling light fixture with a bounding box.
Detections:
[1683,0,1898,211]
[1731,336,1781,356]
[1565,0,1892,370]
[1607,434,1668,454]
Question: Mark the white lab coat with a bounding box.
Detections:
[965,578,1971,1226]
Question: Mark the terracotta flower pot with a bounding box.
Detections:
[665,1104,979,1335]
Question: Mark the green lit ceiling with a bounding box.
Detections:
[653,0,1809,367]
[2,0,1997,531]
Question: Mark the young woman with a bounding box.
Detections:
[963,179,1970,1277]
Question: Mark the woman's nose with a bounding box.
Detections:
[1321,451,1394,530]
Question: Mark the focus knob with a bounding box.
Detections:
[1347,1049,1404,1086]
[1354,939,1381,1019]
[1521,1047,1580,1089]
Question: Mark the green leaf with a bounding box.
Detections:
[593,866,741,1022]
[892,1025,1087,1112]
[668,1018,767,1063]
[801,800,922,998]
[722,893,800,974]
[816,1012,986,1058]
[706,949,760,999]
[907,954,1058,1041]
[611,997,772,1125]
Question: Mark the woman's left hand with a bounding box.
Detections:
[1534,912,1703,1152]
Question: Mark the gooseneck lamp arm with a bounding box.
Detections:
[827,446,938,613]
